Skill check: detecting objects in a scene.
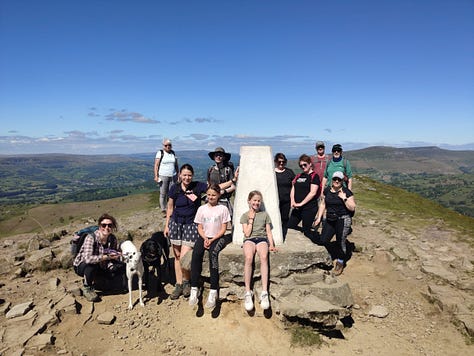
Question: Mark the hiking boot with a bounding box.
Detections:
[260,291,270,310]
[170,283,183,300]
[82,285,99,302]
[244,291,254,311]
[333,261,344,276]
[189,287,200,306]
[182,280,191,298]
[205,289,218,309]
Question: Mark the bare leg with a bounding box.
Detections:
[256,242,269,292]
[172,244,182,284]
[180,245,193,281]
[243,241,256,291]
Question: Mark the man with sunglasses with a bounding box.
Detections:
[311,141,329,199]
[154,138,179,217]
[321,144,353,191]
[73,213,124,302]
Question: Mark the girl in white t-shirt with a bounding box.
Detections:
[189,184,231,309]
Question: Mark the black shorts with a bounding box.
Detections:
[243,237,268,245]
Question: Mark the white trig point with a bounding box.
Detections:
[232,146,283,245]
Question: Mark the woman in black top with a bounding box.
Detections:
[314,171,356,276]
[274,153,296,239]
[288,154,320,238]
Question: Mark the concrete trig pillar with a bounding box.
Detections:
[232,146,283,245]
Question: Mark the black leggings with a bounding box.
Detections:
[74,261,124,287]
[191,235,232,289]
[288,205,318,238]
[318,215,352,262]
[74,262,102,286]
[279,200,291,238]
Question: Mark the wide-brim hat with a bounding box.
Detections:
[208,147,231,161]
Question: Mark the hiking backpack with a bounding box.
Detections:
[292,171,319,185]
[70,225,98,256]
[156,149,179,176]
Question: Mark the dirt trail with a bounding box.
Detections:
[1,208,473,355]
[50,243,471,355]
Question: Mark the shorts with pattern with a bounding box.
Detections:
[168,219,199,247]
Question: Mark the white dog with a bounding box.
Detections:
[120,240,145,310]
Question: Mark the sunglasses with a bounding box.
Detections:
[316,146,325,150]
[277,160,286,165]
[299,163,309,169]
[215,153,224,157]
[100,223,114,228]
[332,150,341,153]
[164,144,172,147]
[332,177,342,182]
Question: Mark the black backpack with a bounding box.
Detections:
[70,225,98,256]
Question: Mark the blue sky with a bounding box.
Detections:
[1,0,473,156]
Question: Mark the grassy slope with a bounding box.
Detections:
[0,191,159,237]
[354,176,474,246]
[1,176,472,248]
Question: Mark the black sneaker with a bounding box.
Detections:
[170,283,183,300]
[182,280,191,298]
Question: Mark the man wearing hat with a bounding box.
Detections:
[321,144,353,191]
[207,147,238,222]
[311,141,329,199]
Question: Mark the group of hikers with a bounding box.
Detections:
[73,139,356,311]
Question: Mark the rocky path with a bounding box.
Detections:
[1,208,473,355]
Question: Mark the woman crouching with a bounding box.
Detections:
[313,171,356,276]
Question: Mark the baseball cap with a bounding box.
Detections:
[332,144,342,152]
[315,141,325,148]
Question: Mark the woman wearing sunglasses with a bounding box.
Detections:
[274,153,295,239]
[288,154,320,238]
[313,171,356,276]
[73,213,123,302]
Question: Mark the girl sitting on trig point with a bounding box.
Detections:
[240,190,277,311]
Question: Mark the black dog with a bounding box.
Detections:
[140,232,170,294]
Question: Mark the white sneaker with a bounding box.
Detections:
[244,291,254,311]
[205,289,218,309]
[260,291,270,310]
[188,287,199,306]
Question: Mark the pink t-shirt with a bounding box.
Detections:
[194,204,231,238]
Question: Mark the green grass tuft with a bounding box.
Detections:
[290,325,323,348]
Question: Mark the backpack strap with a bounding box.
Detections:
[292,173,301,185]
[292,172,318,185]
[157,149,178,175]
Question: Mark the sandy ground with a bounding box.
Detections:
[47,248,471,356]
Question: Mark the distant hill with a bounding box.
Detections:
[0,150,240,221]
[343,146,474,217]
[345,146,474,175]
[0,146,472,218]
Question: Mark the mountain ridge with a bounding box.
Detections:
[1,146,473,217]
